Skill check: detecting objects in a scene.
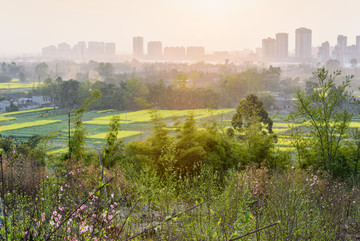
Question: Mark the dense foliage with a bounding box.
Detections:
[0,67,360,240]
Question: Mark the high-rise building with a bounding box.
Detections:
[275,33,288,60]
[42,45,58,58]
[72,41,87,59]
[88,41,105,59]
[187,46,205,60]
[164,47,186,60]
[58,42,72,59]
[133,36,144,59]
[295,27,312,60]
[356,35,360,57]
[105,42,116,57]
[147,41,162,60]
[333,35,348,63]
[262,38,276,60]
[337,35,347,49]
[317,41,330,63]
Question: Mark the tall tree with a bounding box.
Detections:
[232,94,273,134]
[289,68,357,174]
[231,94,274,167]
[35,63,48,82]
[70,89,101,161]
[102,115,124,168]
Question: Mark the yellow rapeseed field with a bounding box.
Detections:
[88,130,141,139]
[0,120,61,132]
[84,109,234,125]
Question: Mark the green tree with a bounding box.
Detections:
[232,94,273,133]
[258,93,276,111]
[97,63,114,78]
[35,63,48,82]
[125,77,149,109]
[220,69,264,106]
[231,94,274,167]
[102,115,124,168]
[70,89,101,162]
[263,65,281,91]
[175,113,206,175]
[59,79,80,110]
[289,68,357,175]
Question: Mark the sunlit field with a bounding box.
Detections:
[2,107,360,155]
[0,120,61,132]
[84,109,234,125]
[0,82,38,89]
[88,130,142,139]
[0,108,234,154]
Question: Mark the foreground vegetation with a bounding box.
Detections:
[0,68,360,240]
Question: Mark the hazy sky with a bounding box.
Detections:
[1,0,360,55]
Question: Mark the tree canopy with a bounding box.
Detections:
[232,94,273,134]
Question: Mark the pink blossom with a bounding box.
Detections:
[41,213,45,222]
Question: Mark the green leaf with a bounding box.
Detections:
[230,232,239,239]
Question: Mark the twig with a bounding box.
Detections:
[126,197,213,240]
[118,199,141,237]
[228,221,280,241]
[45,177,114,241]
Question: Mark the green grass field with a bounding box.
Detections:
[0,108,234,153]
[84,109,234,125]
[1,107,360,154]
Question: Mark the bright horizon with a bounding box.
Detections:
[1,0,360,56]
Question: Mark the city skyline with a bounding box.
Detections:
[2,0,360,56]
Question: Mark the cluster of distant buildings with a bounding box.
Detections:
[262,28,312,62]
[40,29,360,64]
[262,27,360,64]
[133,36,205,61]
[0,96,53,113]
[42,42,116,60]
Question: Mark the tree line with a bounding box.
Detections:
[30,66,289,111]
